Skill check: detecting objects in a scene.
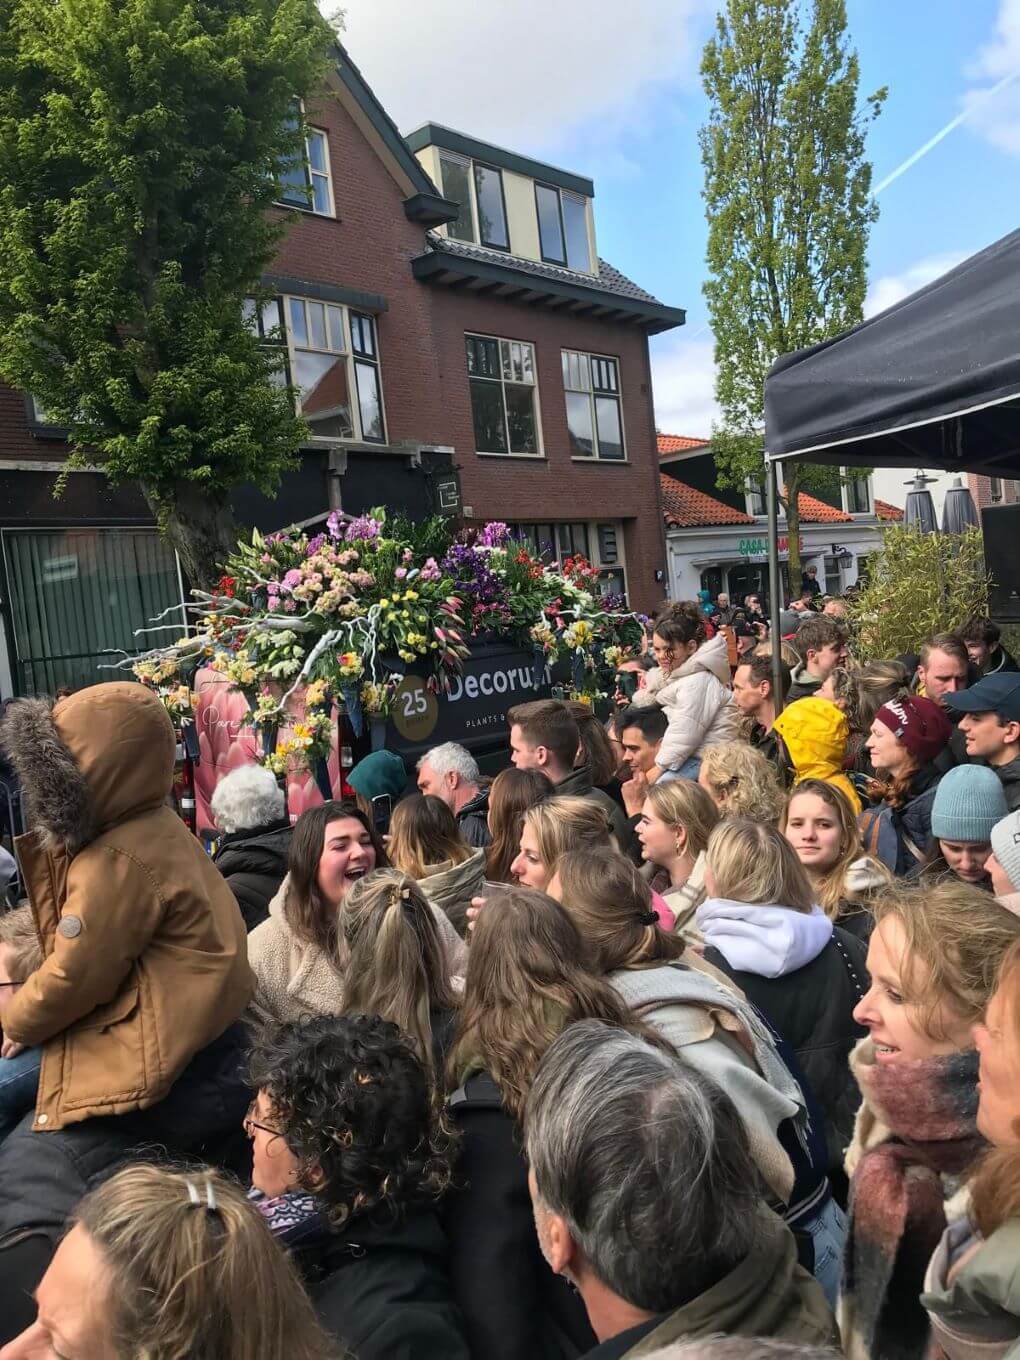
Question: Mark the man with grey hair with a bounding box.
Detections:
[416,741,490,847]
[525,1021,835,1358]
[210,764,291,931]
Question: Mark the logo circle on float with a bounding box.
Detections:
[392,674,439,742]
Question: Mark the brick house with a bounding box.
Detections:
[657,434,903,602]
[0,45,683,697]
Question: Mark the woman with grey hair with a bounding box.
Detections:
[211,765,292,931]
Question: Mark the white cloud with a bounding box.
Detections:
[962,0,1020,155]
[334,0,711,154]
[649,332,719,439]
[864,251,969,318]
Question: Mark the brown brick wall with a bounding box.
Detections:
[968,473,1020,510]
[0,78,669,614]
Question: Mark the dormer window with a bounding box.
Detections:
[438,153,509,251]
[535,184,590,271]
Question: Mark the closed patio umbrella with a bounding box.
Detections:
[941,477,980,533]
[904,473,938,534]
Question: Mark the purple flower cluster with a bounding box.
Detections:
[344,515,383,543]
[476,521,511,548]
[441,543,508,610]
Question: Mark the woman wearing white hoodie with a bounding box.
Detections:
[698,817,870,1188]
[630,601,739,781]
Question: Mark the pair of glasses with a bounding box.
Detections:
[244,1101,283,1141]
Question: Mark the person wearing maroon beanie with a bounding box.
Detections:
[859,695,953,877]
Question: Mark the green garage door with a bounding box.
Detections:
[3,528,184,695]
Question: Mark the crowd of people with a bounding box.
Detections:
[1,588,1020,1360]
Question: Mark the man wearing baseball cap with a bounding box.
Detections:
[945,673,1020,812]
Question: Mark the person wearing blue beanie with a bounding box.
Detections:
[917,764,1009,889]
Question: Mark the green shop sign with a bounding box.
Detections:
[738,535,802,557]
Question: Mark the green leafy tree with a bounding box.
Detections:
[0,0,336,587]
[700,0,885,585]
[849,526,989,657]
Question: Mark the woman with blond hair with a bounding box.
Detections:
[698,819,869,1181]
[483,767,552,884]
[444,886,643,1359]
[634,779,720,934]
[1,1163,338,1360]
[921,934,1020,1358]
[842,883,1020,1360]
[514,796,675,929]
[548,846,848,1304]
[698,741,785,823]
[340,868,459,1072]
[781,779,890,941]
[387,794,486,938]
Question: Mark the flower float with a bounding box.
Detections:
[125,510,644,777]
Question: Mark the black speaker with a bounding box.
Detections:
[983,503,1020,621]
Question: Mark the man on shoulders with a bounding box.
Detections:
[416,741,490,847]
[945,673,1020,811]
[508,699,630,848]
[961,618,1020,677]
[786,618,847,704]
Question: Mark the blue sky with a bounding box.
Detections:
[338,0,1020,504]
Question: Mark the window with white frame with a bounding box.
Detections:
[508,519,627,598]
[276,103,334,216]
[844,471,872,514]
[438,152,476,243]
[465,335,540,456]
[534,184,591,272]
[562,350,624,460]
[990,477,1004,503]
[242,297,290,390]
[247,295,386,444]
[746,475,766,516]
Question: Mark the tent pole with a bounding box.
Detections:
[765,455,784,716]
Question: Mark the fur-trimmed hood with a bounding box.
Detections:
[0,682,175,854]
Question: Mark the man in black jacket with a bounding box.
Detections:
[416,741,490,848]
[961,617,1020,677]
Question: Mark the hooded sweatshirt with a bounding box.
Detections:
[630,633,740,770]
[696,900,833,977]
[772,696,861,813]
[699,897,869,1176]
[785,662,825,704]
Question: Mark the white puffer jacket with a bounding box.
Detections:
[631,632,739,770]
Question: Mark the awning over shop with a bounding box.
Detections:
[764,228,1020,477]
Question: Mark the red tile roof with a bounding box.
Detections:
[657,433,711,456]
[875,499,904,521]
[793,491,852,524]
[660,473,754,527]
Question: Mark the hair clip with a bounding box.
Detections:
[186,1177,219,1211]
[636,910,659,927]
[400,887,411,901]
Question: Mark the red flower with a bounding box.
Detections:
[218,575,237,599]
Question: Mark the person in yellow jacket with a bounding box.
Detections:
[772,695,862,814]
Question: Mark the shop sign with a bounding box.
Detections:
[737,535,803,558]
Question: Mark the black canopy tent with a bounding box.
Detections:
[761,227,1020,708]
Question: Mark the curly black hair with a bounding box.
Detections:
[248,1014,457,1229]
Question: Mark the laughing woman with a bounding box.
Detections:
[840,882,1020,1360]
[248,802,466,1027]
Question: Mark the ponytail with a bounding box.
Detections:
[341,869,458,1071]
[73,1164,336,1360]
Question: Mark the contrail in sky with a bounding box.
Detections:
[873,67,1020,195]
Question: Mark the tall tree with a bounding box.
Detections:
[0,0,335,587]
[700,0,885,588]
